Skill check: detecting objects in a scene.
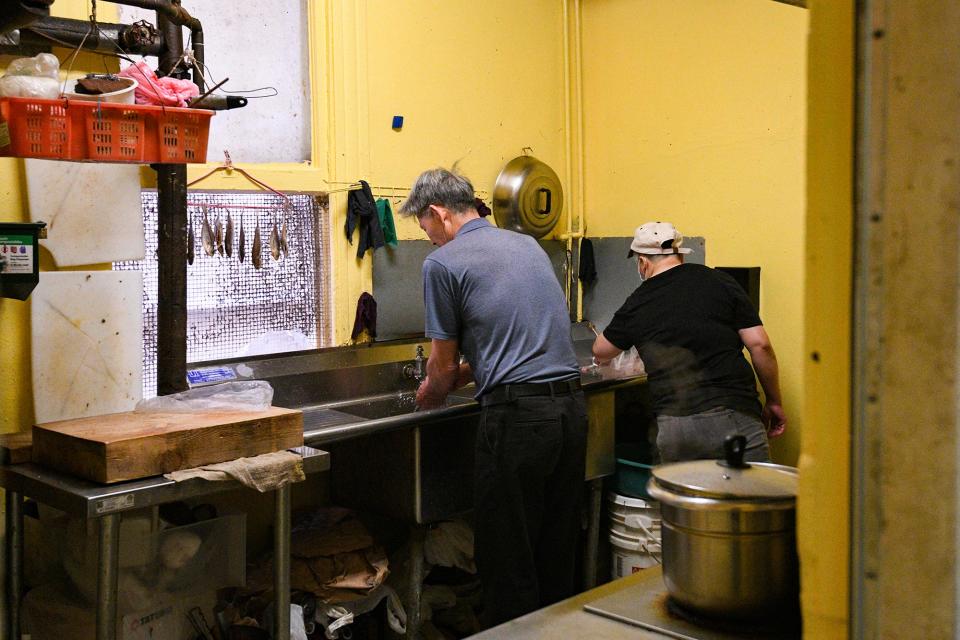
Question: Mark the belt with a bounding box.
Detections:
[480,379,582,406]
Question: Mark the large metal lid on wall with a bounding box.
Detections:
[492,155,563,238]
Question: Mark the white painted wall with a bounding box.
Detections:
[118,1,311,163]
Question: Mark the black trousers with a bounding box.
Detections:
[473,390,588,628]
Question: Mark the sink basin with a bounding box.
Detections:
[338,393,474,420]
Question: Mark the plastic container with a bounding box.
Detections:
[62,76,138,104]
[608,491,661,577]
[60,513,246,614]
[613,458,655,500]
[607,491,661,536]
[0,96,212,163]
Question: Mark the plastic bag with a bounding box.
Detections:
[0,75,59,98]
[0,53,60,98]
[134,380,274,413]
[119,60,199,107]
[610,346,646,376]
[4,53,59,79]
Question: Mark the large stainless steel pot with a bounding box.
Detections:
[492,155,563,238]
[646,435,799,620]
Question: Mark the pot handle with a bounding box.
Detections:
[719,434,751,469]
[536,188,552,215]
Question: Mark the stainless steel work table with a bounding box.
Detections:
[1,445,330,640]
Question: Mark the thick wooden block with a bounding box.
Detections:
[32,407,303,484]
[0,431,34,465]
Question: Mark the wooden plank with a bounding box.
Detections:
[32,407,303,484]
[0,431,33,465]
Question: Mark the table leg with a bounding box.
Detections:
[583,478,603,590]
[274,484,291,640]
[5,491,23,640]
[404,525,425,640]
[96,513,120,640]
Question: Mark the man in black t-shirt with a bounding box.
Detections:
[591,221,787,462]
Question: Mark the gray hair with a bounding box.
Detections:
[399,168,476,218]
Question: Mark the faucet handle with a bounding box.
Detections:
[416,345,424,357]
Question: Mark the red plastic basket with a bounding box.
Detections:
[0,97,213,163]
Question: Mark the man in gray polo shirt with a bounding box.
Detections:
[400,167,587,628]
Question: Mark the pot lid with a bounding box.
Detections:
[651,435,798,501]
[492,155,563,238]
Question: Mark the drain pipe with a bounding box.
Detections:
[100,0,204,89]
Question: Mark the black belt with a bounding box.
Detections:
[481,379,582,406]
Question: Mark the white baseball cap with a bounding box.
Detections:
[627,221,692,257]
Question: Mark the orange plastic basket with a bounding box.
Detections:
[0,97,213,163]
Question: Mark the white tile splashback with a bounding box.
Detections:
[31,271,143,423]
[26,159,144,267]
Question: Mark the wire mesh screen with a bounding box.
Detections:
[115,190,332,398]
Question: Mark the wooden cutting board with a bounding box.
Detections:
[0,431,33,465]
[32,407,303,484]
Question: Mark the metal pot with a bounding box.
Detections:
[646,435,799,620]
[492,155,563,238]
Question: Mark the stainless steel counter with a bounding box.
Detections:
[472,566,800,640]
[1,446,330,640]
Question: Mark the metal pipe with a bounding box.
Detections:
[21,16,162,55]
[5,491,23,640]
[156,7,183,76]
[96,514,120,640]
[274,484,292,640]
[405,525,426,640]
[155,165,189,395]
[100,0,201,30]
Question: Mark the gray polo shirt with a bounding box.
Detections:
[423,217,579,397]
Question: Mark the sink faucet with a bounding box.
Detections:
[403,345,426,383]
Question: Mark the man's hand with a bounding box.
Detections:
[762,402,787,438]
[416,376,447,410]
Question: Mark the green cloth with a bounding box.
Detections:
[376,198,398,247]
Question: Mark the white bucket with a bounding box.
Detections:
[610,529,662,577]
[608,491,661,536]
[608,491,662,577]
[62,76,137,104]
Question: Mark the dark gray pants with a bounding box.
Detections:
[656,407,770,463]
[473,391,587,628]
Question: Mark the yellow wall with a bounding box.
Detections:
[321,0,570,337]
[579,0,808,465]
[1,3,853,636]
[0,0,570,433]
[801,0,853,637]
[0,1,124,433]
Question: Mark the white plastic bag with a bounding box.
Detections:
[610,346,646,376]
[5,53,60,78]
[134,380,274,413]
[0,75,59,98]
[0,53,60,98]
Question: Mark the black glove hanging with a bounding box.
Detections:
[351,292,378,340]
[345,180,385,259]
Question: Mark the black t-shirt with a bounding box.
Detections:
[603,263,763,417]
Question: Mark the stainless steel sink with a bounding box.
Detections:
[337,393,474,420]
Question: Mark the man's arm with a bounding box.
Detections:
[739,325,787,438]
[592,333,624,365]
[416,338,463,409]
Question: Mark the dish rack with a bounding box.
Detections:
[0,97,213,164]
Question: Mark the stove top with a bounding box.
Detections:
[583,569,801,640]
